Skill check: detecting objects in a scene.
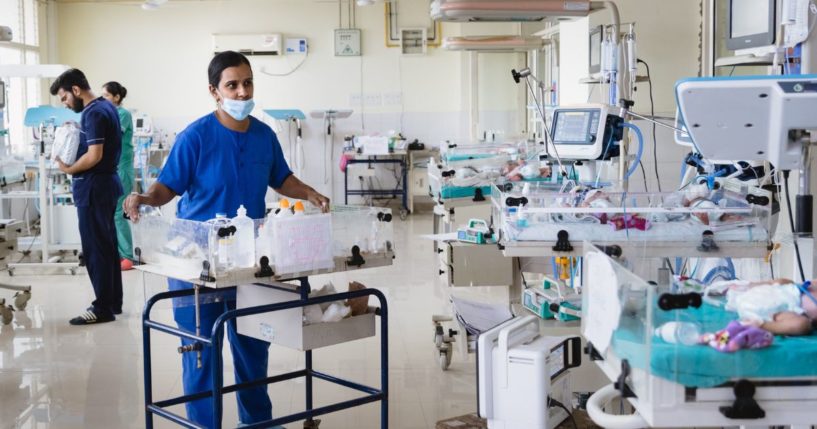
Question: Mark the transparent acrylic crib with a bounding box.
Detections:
[492,182,773,258]
[130,204,395,286]
[580,242,817,428]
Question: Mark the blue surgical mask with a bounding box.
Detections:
[220,96,255,121]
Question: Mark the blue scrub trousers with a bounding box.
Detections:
[174,299,273,427]
[77,201,122,316]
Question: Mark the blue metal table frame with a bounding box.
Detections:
[142,278,389,429]
[344,155,409,217]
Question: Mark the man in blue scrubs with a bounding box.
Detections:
[51,68,124,326]
[123,51,329,427]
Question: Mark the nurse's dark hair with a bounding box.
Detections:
[103,81,127,101]
[208,51,251,87]
[49,68,91,95]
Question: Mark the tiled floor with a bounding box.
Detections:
[0,213,508,429]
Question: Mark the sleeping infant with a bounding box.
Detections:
[717,279,817,336]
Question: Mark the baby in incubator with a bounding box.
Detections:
[717,279,817,336]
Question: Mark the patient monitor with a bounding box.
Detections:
[548,104,623,160]
[676,75,817,170]
[134,114,154,138]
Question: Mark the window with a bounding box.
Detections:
[0,0,43,154]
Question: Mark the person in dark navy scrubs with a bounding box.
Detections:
[123,51,329,428]
[50,68,124,326]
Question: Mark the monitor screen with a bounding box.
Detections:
[589,26,603,74]
[136,118,143,128]
[727,0,775,50]
[731,0,770,38]
[552,110,600,145]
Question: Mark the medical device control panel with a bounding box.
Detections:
[547,336,582,381]
[549,104,623,160]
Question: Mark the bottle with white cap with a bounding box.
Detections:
[654,321,701,346]
[233,205,256,268]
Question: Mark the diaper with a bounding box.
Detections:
[726,283,804,322]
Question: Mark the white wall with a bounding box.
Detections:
[54,0,522,201]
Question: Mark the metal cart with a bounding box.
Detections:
[343,153,409,220]
[139,255,393,429]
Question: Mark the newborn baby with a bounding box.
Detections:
[721,279,817,336]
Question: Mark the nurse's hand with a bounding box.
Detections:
[123,193,142,222]
[307,190,330,213]
[54,157,71,174]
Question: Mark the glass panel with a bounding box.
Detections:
[25,51,41,111]
[0,46,22,65]
[0,0,22,44]
[23,0,38,46]
[6,78,27,152]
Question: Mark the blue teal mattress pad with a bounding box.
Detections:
[611,301,817,388]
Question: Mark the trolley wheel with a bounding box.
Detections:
[399,209,408,220]
[7,268,13,277]
[303,418,321,428]
[0,303,12,325]
[439,351,451,371]
[434,324,444,347]
[13,291,31,311]
[69,268,77,276]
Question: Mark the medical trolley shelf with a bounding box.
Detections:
[343,153,409,220]
[141,276,389,429]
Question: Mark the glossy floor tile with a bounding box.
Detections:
[0,213,505,429]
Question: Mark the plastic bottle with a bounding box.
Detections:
[654,322,701,346]
[208,213,235,273]
[257,214,276,265]
[276,199,292,217]
[233,205,256,268]
[293,201,305,216]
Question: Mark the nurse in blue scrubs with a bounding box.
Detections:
[123,51,329,427]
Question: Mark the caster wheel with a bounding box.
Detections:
[399,209,408,220]
[0,302,12,325]
[439,351,450,371]
[70,269,77,276]
[445,346,453,367]
[7,270,13,277]
[13,291,31,311]
[303,419,321,429]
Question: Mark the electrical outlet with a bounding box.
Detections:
[350,93,363,106]
[383,92,402,105]
[363,93,382,107]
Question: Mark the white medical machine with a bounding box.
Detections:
[548,104,624,160]
[133,114,154,138]
[478,315,581,429]
[676,75,817,170]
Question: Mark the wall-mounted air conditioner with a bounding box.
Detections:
[430,0,591,22]
[212,33,283,56]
